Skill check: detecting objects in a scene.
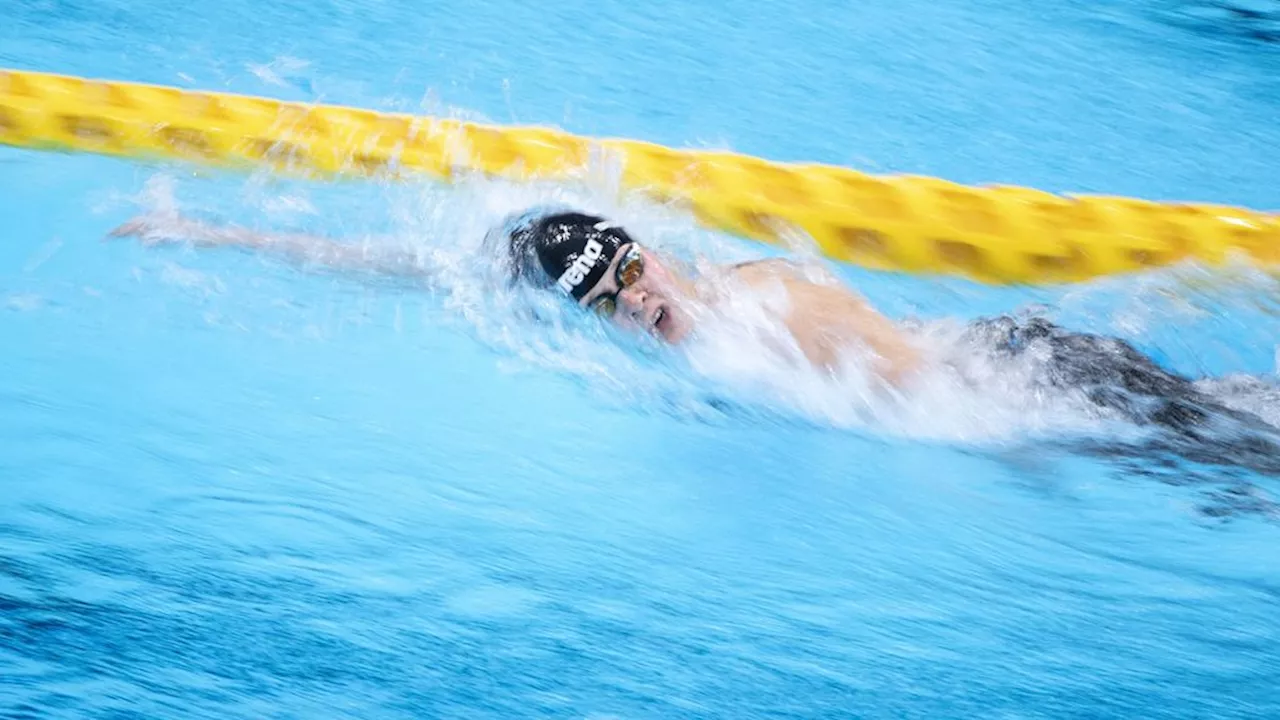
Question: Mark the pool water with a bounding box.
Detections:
[2,1,1280,718]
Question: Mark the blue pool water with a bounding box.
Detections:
[3,1,1280,718]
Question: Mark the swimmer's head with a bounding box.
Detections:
[502,209,693,344]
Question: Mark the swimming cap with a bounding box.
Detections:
[506,211,631,301]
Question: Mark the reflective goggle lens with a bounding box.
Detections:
[590,245,644,317]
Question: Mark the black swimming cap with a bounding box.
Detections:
[506,211,631,301]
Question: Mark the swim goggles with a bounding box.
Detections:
[587,244,644,317]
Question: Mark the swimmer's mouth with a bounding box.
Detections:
[651,307,667,335]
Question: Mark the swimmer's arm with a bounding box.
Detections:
[798,283,923,384]
[109,215,431,278]
[738,261,923,384]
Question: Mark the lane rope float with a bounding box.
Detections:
[1,68,1276,285]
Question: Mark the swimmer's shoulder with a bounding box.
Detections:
[724,257,806,286]
[725,258,856,299]
[725,257,886,323]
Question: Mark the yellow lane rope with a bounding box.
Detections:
[1,68,1276,284]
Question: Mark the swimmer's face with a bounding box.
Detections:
[578,243,692,344]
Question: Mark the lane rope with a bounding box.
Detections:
[2,68,1276,284]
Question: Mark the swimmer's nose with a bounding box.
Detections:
[618,285,647,318]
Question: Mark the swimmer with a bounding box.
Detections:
[109,208,1280,454]
[497,211,1280,448]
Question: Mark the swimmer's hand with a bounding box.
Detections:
[108,213,433,279]
[109,214,272,249]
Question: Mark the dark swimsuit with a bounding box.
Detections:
[971,315,1214,430]
[968,315,1280,479]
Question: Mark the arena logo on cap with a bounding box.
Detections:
[556,238,604,295]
